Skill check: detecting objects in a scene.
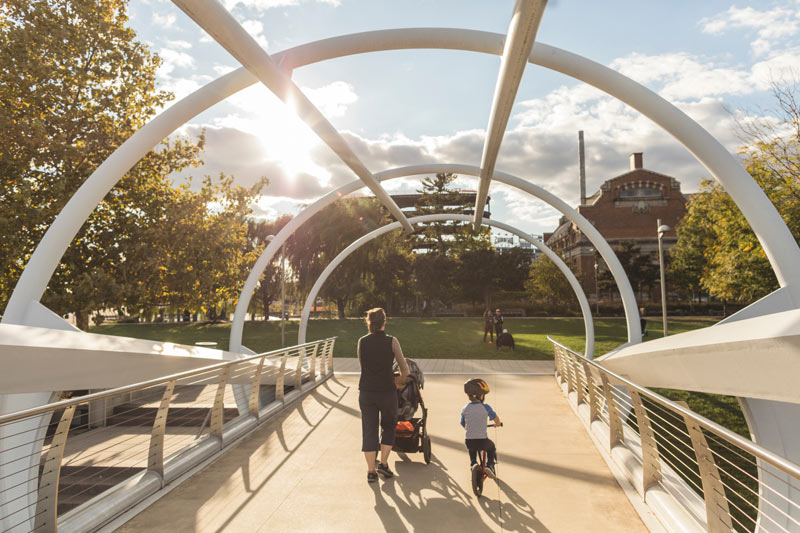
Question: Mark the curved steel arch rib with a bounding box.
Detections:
[295,214,595,359]
[7,28,799,331]
[229,164,635,353]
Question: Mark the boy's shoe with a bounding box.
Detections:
[367,471,378,483]
[376,463,394,478]
[486,464,497,479]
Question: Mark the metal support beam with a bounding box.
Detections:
[677,401,734,532]
[277,351,289,402]
[210,366,231,442]
[474,0,547,229]
[295,347,305,391]
[171,0,413,233]
[248,357,266,417]
[582,360,599,423]
[630,389,663,491]
[148,380,176,485]
[34,404,76,532]
[573,354,586,406]
[601,374,624,450]
[309,343,319,382]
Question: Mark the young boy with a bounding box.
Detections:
[460,378,502,478]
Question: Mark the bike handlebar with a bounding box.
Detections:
[488,423,503,427]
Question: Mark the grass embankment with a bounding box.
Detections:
[92,316,717,360]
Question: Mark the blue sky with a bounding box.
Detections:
[129,0,800,239]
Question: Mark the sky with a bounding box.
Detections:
[128,0,800,240]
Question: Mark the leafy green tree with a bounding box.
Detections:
[525,255,577,310]
[0,0,206,328]
[596,241,658,302]
[414,173,490,255]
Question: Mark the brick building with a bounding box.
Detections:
[543,152,688,298]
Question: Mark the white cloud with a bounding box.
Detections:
[223,0,340,10]
[213,64,238,75]
[700,4,800,55]
[166,39,192,50]
[152,12,176,28]
[302,81,358,117]
[240,19,269,49]
[157,47,195,77]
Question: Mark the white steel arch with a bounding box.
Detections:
[6,29,800,332]
[229,164,637,353]
[295,214,596,358]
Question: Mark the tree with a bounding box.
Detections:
[246,216,291,320]
[525,256,577,310]
[669,79,800,306]
[596,242,659,302]
[0,0,198,328]
[414,173,490,255]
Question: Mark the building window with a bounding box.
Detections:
[619,187,661,198]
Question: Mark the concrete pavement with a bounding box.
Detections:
[117,371,647,532]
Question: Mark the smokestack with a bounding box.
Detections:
[630,152,643,170]
[578,131,586,205]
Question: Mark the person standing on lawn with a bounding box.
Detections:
[493,308,504,348]
[358,308,410,483]
[482,308,494,343]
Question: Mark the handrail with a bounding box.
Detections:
[547,335,800,484]
[0,337,334,425]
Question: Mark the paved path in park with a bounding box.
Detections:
[118,367,647,532]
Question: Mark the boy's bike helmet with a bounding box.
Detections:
[464,378,490,396]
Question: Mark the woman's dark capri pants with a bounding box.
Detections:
[359,390,398,451]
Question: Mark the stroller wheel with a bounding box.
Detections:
[422,436,432,464]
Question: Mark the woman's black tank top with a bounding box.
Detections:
[358,332,395,392]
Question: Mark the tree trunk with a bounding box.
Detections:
[263,293,271,321]
[75,310,89,331]
[336,299,346,319]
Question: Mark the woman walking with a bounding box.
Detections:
[358,308,409,483]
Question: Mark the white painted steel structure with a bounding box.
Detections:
[295,214,595,359]
[3,1,800,529]
[228,164,640,355]
[474,0,547,230]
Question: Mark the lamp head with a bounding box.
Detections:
[657,224,671,237]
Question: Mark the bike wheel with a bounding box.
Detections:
[471,464,483,497]
[422,436,432,464]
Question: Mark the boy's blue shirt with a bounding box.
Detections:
[460,401,497,439]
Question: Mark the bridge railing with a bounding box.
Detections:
[0,337,336,533]
[549,336,800,533]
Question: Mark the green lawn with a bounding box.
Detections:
[91,316,717,359]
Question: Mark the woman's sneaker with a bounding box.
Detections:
[367,472,378,483]
[376,463,394,478]
[486,464,496,479]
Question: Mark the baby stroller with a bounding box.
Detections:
[392,358,432,464]
[496,328,515,351]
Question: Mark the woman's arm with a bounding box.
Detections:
[392,337,410,384]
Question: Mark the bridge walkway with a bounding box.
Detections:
[116,364,648,532]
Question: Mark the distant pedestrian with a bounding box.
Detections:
[640,307,648,337]
[493,308,504,348]
[482,308,494,343]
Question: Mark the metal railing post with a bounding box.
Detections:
[34,404,76,532]
[327,339,335,374]
[309,343,319,382]
[574,355,586,406]
[677,401,734,532]
[248,357,266,418]
[277,349,289,402]
[563,351,574,394]
[601,373,624,450]
[148,380,176,485]
[630,389,663,492]
[552,346,563,382]
[581,360,599,423]
[295,346,305,391]
[210,366,231,444]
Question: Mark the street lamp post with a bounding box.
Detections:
[657,219,671,337]
[593,261,599,315]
